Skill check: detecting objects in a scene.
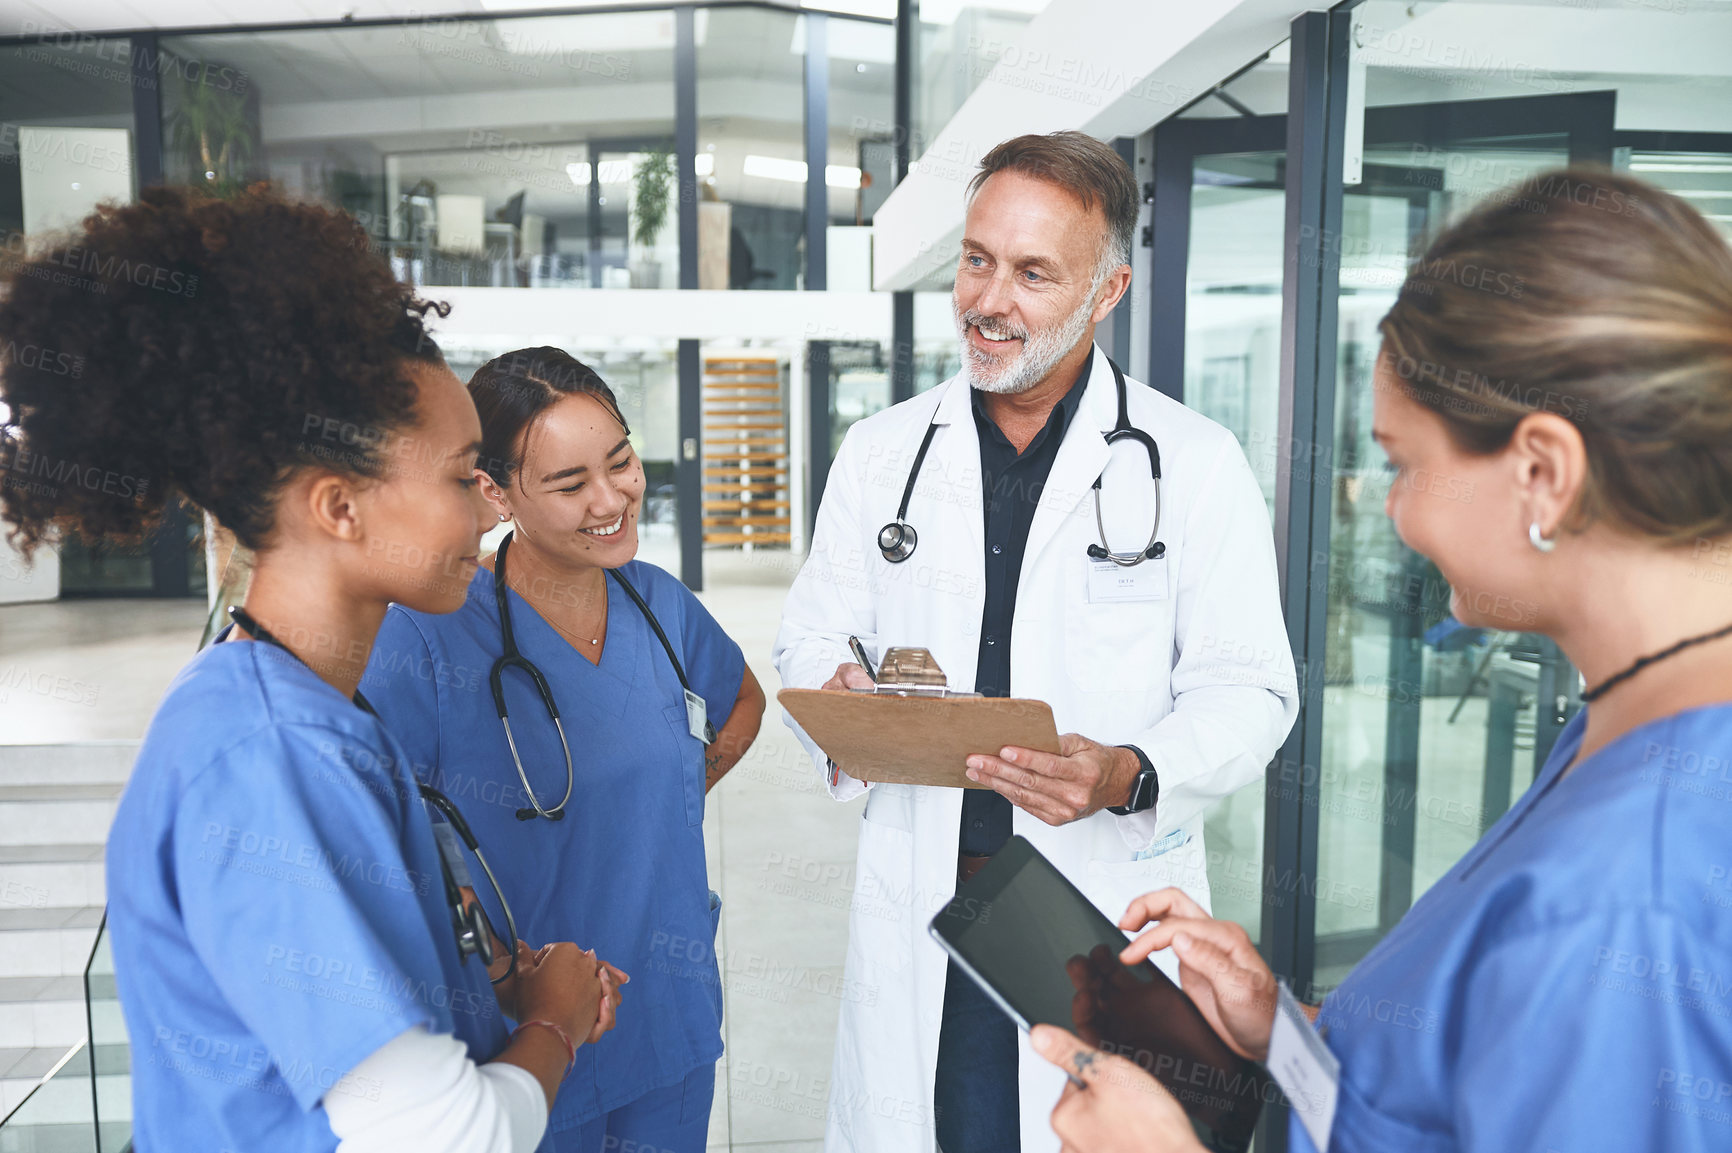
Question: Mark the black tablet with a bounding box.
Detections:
[928,836,1270,1153]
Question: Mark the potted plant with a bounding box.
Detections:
[165,52,256,196]
[629,148,675,288]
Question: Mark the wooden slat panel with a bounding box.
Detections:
[703,499,791,510]
[703,533,794,545]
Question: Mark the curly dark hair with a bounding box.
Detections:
[0,184,450,554]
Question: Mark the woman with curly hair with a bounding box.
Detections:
[0,186,623,1152]
[1029,168,1732,1152]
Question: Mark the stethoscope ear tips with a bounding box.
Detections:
[878,521,917,564]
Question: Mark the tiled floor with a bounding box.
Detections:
[0,551,854,1151]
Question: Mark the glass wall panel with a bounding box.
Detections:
[161,15,678,290]
[828,341,891,457]
[1624,146,1732,243]
[1308,0,1731,990]
[827,15,895,299]
[1158,53,1289,943]
[909,0,1053,167]
[912,290,960,394]
[0,38,203,596]
[698,8,805,289]
[0,39,137,244]
[1174,54,1288,522]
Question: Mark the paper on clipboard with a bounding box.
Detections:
[777,687,1061,789]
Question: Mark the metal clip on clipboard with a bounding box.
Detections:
[863,648,980,699]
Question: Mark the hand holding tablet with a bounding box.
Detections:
[927,837,1272,1153]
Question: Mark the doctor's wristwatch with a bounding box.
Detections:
[1107,746,1160,815]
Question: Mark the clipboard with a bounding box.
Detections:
[777,687,1061,789]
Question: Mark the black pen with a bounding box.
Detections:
[848,635,878,682]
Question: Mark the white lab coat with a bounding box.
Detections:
[771,345,1298,1153]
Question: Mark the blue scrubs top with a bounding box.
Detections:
[107,636,511,1153]
[1293,702,1732,1152]
[361,559,745,1133]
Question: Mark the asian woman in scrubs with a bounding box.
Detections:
[1030,169,1732,1151]
[362,347,767,1153]
[0,187,623,1152]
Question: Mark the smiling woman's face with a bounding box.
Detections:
[1371,352,1547,632]
[486,391,645,572]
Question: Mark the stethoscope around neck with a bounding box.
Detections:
[225,604,520,984]
[490,529,715,823]
[877,356,1165,567]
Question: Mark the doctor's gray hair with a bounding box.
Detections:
[968,132,1138,286]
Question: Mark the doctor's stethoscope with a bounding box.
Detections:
[225,605,521,984]
[490,529,716,823]
[876,357,1166,568]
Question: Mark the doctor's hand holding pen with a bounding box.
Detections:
[1030,886,1298,1153]
[820,661,877,692]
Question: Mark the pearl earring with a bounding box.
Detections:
[1528,522,1555,553]
[499,514,508,522]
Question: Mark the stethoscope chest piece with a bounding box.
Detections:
[878,520,917,564]
[875,356,1165,568]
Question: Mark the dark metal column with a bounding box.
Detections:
[1106,136,1136,371]
[805,12,833,530]
[675,6,703,590]
[131,31,194,597]
[894,0,913,184]
[889,0,917,410]
[130,32,164,189]
[891,291,914,404]
[1260,12,1349,1150]
[1145,122,1193,402]
[805,12,829,292]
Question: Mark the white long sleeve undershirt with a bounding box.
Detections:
[321,1026,547,1153]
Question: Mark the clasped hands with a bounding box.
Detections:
[821,662,1141,824]
[460,885,629,1046]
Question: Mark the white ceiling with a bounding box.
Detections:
[0,0,857,38]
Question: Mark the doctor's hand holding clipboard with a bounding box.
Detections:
[818,653,1141,821]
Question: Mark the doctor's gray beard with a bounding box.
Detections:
[954,286,1097,396]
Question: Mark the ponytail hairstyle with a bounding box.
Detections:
[0,184,450,555]
[467,347,628,490]
[1378,167,1732,545]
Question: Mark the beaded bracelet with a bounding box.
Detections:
[515,1019,577,1068]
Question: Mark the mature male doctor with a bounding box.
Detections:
[772,132,1297,1153]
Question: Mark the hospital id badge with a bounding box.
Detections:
[1086,556,1166,602]
[684,688,712,744]
[1267,981,1339,1151]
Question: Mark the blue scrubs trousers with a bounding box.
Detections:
[546,1064,716,1153]
[934,958,1020,1153]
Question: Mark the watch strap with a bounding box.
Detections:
[1107,745,1159,815]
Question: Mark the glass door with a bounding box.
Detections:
[1150,50,1289,943]
[1311,90,1613,988]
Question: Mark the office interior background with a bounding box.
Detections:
[0,0,1727,1148]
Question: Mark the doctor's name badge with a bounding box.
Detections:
[1085,556,1167,603]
